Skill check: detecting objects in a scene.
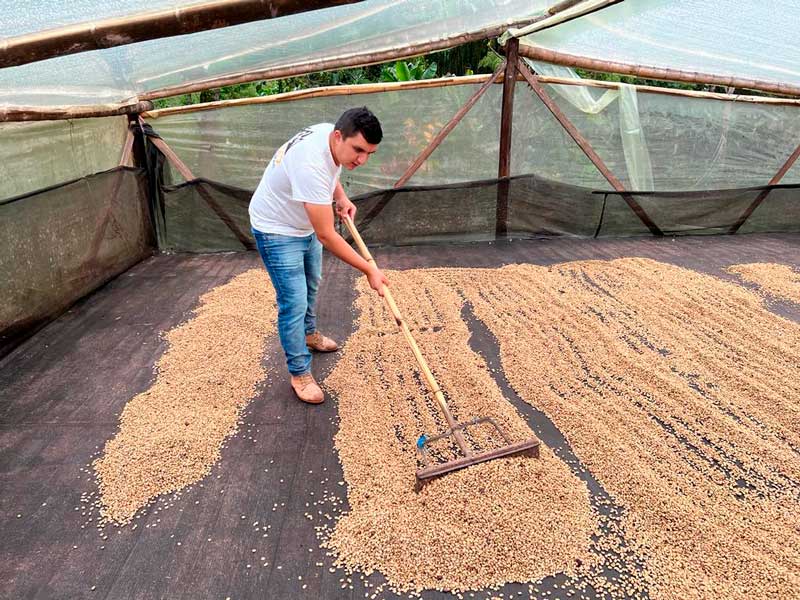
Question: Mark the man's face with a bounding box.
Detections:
[333,130,379,170]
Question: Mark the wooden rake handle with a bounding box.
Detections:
[342,216,457,429]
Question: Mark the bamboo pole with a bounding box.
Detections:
[498,41,519,180]
[393,63,505,189]
[496,39,519,238]
[516,58,663,236]
[0,101,153,123]
[1,0,367,69]
[729,142,800,233]
[118,125,136,168]
[148,135,195,181]
[502,0,622,39]
[518,44,800,99]
[85,125,139,268]
[145,126,255,250]
[142,71,800,121]
[8,45,800,123]
[142,75,497,118]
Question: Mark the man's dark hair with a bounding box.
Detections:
[335,106,383,144]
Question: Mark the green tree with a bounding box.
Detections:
[379,58,437,82]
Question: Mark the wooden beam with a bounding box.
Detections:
[146,127,255,250]
[85,125,139,268]
[518,44,800,99]
[0,101,153,123]
[516,58,663,236]
[147,135,195,181]
[729,142,800,234]
[393,63,505,189]
[118,125,136,168]
[498,40,519,180]
[496,38,519,238]
[1,0,366,69]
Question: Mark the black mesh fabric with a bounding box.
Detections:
[159,179,254,253]
[597,184,800,236]
[0,167,153,358]
[155,174,800,252]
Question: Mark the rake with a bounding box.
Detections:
[343,216,540,489]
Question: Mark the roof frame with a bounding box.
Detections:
[516,37,800,98]
[0,0,367,69]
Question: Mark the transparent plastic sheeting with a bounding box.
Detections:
[520,0,800,91]
[0,117,129,201]
[151,84,504,197]
[2,0,211,38]
[0,0,549,107]
[149,79,800,197]
[528,60,655,190]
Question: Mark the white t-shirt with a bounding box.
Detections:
[249,123,342,236]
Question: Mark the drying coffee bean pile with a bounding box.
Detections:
[326,258,800,599]
[94,269,276,524]
[454,258,800,599]
[324,269,599,593]
[727,262,800,304]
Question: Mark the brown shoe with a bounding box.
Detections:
[290,373,324,404]
[306,331,339,352]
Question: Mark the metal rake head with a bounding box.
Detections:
[414,416,540,490]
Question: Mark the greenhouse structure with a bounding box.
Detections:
[2,1,799,599]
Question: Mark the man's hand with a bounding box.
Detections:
[334,179,357,220]
[304,202,385,291]
[366,265,389,296]
[335,196,357,220]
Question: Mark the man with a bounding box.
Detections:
[249,107,388,404]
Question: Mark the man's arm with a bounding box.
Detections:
[304,202,387,295]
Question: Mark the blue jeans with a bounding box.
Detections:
[252,228,322,376]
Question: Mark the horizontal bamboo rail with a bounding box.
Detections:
[0,101,153,123]
[8,66,800,123]
[8,54,800,123]
[1,0,366,69]
[518,43,800,98]
[142,74,496,118]
[142,71,800,120]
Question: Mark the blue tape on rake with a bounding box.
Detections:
[416,435,428,449]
